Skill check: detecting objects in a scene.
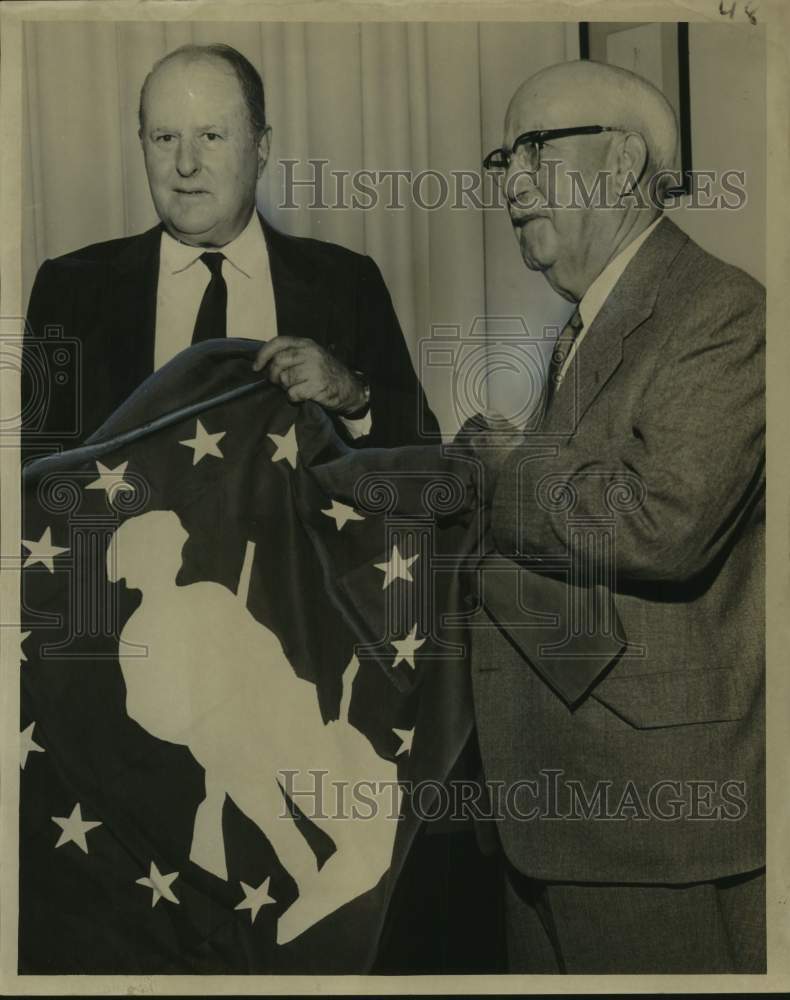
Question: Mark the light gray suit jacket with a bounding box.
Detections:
[472,218,765,884]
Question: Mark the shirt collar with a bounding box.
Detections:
[160,210,269,279]
[578,215,664,331]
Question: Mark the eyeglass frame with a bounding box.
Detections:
[483,125,622,173]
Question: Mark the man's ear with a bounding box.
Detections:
[615,132,649,196]
[257,126,272,178]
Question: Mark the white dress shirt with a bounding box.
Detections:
[154,211,371,437]
[558,215,664,380]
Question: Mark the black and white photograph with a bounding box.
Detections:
[0,0,787,991]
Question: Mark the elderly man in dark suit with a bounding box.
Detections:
[471,59,765,973]
[22,43,437,461]
[21,41,487,975]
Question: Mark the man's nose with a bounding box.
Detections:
[175,138,200,177]
[505,162,539,211]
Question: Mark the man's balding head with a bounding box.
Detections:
[497,59,677,301]
[139,43,267,140]
[505,60,678,183]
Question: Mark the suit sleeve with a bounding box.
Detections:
[351,255,440,448]
[490,274,765,585]
[21,259,78,464]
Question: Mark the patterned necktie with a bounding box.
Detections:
[544,308,583,413]
[191,252,227,344]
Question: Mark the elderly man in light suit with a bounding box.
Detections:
[471,59,765,973]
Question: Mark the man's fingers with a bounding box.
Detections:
[282,365,314,390]
[251,335,334,407]
[252,338,291,372]
[267,349,306,383]
[286,379,321,403]
[253,336,309,372]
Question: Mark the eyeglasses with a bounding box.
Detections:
[483,125,621,175]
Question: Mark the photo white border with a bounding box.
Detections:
[1,0,787,993]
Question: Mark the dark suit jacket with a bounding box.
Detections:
[472,219,765,884]
[22,215,438,460]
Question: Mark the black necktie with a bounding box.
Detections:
[191,252,227,344]
[545,308,583,413]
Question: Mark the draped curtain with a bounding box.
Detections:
[22,20,577,435]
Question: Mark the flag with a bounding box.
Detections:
[19,339,478,974]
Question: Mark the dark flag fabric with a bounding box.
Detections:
[19,339,480,975]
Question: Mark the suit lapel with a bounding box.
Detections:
[109,224,162,398]
[261,216,328,344]
[542,219,689,434]
[105,215,326,406]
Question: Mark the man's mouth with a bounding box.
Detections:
[510,211,549,229]
[174,189,210,196]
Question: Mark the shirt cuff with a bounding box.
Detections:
[339,409,373,439]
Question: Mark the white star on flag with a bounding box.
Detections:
[268,425,298,469]
[179,418,226,465]
[20,722,45,769]
[19,629,31,665]
[22,527,69,573]
[391,624,425,670]
[374,543,419,589]
[322,500,365,531]
[392,727,415,757]
[136,862,179,908]
[52,802,102,854]
[86,460,135,500]
[235,877,276,923]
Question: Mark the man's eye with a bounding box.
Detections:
[154,134,175,143]
[203,132,222,142]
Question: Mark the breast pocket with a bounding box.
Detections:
[591,666,752,729]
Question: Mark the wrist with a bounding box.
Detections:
[341,371,371,418]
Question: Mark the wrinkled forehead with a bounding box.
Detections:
[143,55,245,123]
[503,82,596,143]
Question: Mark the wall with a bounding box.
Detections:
[672,23,766,285]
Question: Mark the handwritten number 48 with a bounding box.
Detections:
[719,1,759,23]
